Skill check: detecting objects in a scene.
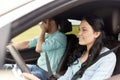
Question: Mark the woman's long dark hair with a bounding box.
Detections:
[68,15,106,78]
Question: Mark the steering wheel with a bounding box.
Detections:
[7,45,30,73]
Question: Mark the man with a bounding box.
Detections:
[7,18,67,80]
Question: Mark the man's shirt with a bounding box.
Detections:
[29,30,67,75]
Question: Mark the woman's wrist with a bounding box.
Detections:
[22,73,40,80]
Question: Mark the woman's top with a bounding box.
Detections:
[58,47,116,80]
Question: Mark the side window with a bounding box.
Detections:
[12,19,81,43]
[118,33,120,41]
[12,24,41,43]
[66,19,80,36]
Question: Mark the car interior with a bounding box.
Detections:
[3,0,120,79]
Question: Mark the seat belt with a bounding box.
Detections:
[95,45,120,61]
[72,45,120,80]
[45,52,53,78]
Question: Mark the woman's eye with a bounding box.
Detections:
[82,28,87,31]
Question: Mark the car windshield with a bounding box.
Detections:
[0,0,32,16]
[0,0,54,28]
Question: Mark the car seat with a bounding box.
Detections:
[55,34,78,77]
[104,9,120,78]
[54,19,79,77]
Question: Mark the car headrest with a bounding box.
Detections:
[104,9,120,35]
[112,9,120,34]
[59,19,72,33]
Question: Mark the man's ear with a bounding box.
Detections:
[94,32,101,38]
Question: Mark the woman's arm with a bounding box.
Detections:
[22,73,40,80]
[88,53,116,80]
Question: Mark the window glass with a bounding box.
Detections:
[118,33,120,41]
[12,24,40,43]
[66,19,80,37]
[12,19,80,43]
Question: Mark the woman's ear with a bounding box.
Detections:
[94,32,101,38]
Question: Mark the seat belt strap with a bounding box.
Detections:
[94,45,120,63]
[72,45,120,80]
[45,52,53,78]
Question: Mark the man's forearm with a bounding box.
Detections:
[35,31,45,53]
[12,41,29,50]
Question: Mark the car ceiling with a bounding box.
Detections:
[56,0,120,20]
[55,0,120,36]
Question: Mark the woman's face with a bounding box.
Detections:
[78,20,100,47]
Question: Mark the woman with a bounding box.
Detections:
[22,15,116,80]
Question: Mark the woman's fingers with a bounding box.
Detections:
[22,73,40,80]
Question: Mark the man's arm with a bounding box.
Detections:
[35,30,45,53]
[35,21,48,53]
[8,41,29,50]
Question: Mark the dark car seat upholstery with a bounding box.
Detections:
[104,9,120,40]
[56,34,78,77]
[104,9,120,77]
[59,19,72,33]
[55,19,79,76]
